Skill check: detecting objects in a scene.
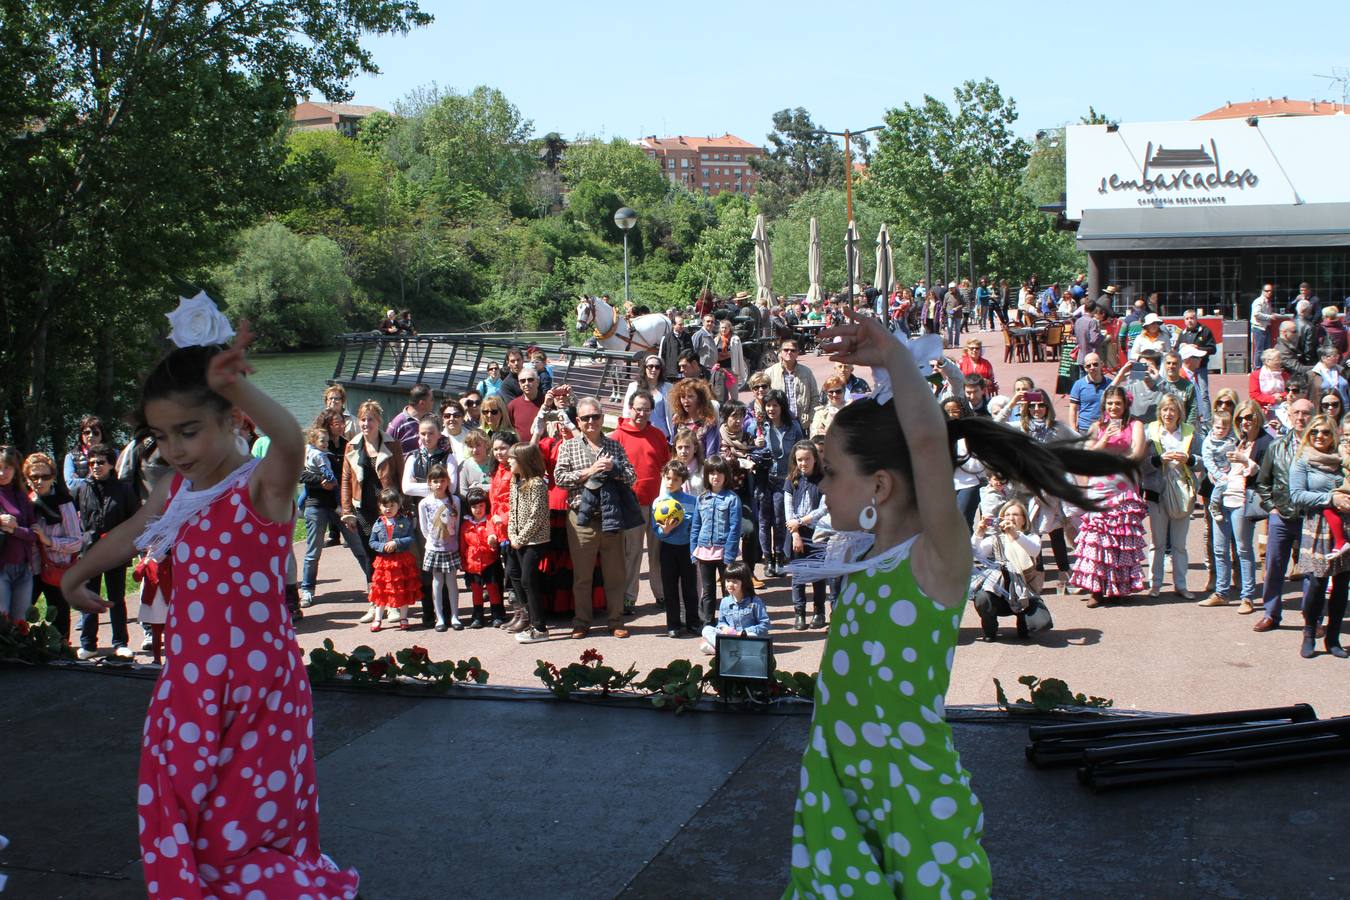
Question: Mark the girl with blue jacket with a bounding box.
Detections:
[687,455,742,627]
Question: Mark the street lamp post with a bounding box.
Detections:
[809,125,883,302]
[614,207,638,308]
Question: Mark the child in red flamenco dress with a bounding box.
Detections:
[61,308,359,899]
[367,487,420,631]
[458,487,504,626]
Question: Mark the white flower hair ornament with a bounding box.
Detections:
[165,290,235,348]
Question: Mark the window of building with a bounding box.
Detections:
[681,158,689,168]
[701,153,709,160]
[1106,255,1241,317]
[1258,252,1350,310]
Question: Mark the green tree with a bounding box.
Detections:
[748,108,849,219]
[676,197,757,298]
[0,0,430,450]
[392,85,539,216]
[214,223,362,350]
[561,138,668,239]
[862,78,1065,283]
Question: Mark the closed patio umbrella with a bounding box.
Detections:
[844,220,860,299]
[874,223,894,317]
[752,213,774,306]
[806,217,822,305]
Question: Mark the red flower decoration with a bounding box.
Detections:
[467,667,480,680]
[580,648,603,665]
[367,659,390,678]
[16,620,30,636]
[408,645,429,662]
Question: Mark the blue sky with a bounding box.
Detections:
[344,0,1349,143]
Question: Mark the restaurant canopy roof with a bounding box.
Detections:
[1075,203,1350,251]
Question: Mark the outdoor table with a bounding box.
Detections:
[796,322,826,353]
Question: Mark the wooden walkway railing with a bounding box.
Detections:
[330,332,644,414]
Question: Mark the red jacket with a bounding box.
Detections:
[612,420,672,506]
[489,464,512,535]
[458,516,500,574]
[1248,367,1288,409]
[959,355,999,394]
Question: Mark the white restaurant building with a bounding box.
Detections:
[1065,110,1350,334]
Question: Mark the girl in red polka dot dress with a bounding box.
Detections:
[63,301,359,900]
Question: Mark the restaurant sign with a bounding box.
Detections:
[1066,115,1350,218]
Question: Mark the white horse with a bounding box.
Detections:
[575,295,674,358]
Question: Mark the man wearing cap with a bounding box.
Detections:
[1178,345,1211,430]
[1177,308,1217,393]
[1129,313,1172,361]
[1095,284,1118,312]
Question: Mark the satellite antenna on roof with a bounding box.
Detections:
[1315,67,1350,106]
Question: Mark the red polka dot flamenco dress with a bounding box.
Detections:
[137,463,358,899]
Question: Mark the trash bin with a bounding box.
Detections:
[1225,349,1248,374]
[1221,323,1249,373]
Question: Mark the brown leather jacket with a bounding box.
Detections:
[341,436,404,519]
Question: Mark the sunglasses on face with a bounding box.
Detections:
[1237,414,1258,422]
[88,459,109,467]
[443,412,462,419]
[577,414,602,422]
[1311,428,1335,437]
[1215,400,1234,407]
[1323,402,1341,410]
[484,409,501,417]
[462,399,479,407]
[646,364,662,370]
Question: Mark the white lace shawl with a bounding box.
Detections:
[135,458,261,561]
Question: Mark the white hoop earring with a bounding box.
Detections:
[858,497,878,532]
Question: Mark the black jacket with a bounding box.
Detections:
[76,476,135,548]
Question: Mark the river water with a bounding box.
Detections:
[250,350,341,427]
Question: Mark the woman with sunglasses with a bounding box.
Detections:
[1017,390,1076,587]
[1288,414,1350,658]
[809,375,848,438]
[63,414,105,493]
[1317,389,1344,425]
[476,360,505,401]
[1200,400,1269,613]
[479,395,508,437]
[623,354,671,420]
[22,453,81,643]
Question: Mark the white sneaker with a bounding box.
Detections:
[386,607,403,623]
[77,648,101,660]
[516,628,549,644]
[298,589,314,608]
[113,646,135,659]
[358,605,375,624]
[699,641,716,656]
[140,632,154,651]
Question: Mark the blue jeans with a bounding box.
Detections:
[1251,326,1270,363]
[1261,511,1302,623]
[79,566,127,651]
[301,506,363,592]
[758,476,786,563]
[0,562,34,623]
[955,486,981,530]
[1212,503,1257,600]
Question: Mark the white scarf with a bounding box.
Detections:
[783,532,920,582]
[135,458,260,561]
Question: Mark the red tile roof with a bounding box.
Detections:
[1194,99,1349,120]
[638,133,762,152]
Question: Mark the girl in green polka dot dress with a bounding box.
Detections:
[785,311,1136,898]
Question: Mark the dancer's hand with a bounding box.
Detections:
[65,582,112,614]
[819,307,905,369]
[207,319,257,393]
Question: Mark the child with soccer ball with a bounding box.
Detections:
[652,460,697,637]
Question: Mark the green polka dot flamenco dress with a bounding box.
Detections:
[785,536,991,898]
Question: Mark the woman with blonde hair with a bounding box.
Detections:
[479,395,509,437]
[1288,413,1350,658]
[668,377,720,459]
[1143,394,1199,599]
[340,398,403,621]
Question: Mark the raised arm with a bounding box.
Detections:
[209,322,304,524]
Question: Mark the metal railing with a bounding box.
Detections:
[330,332,645,412]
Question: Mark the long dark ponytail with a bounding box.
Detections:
[830,398,1137,511]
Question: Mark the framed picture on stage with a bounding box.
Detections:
[716,634,774,683]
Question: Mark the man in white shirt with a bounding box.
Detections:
[1250,283,1274,361]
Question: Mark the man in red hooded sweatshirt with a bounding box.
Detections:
[613,390,671,616]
